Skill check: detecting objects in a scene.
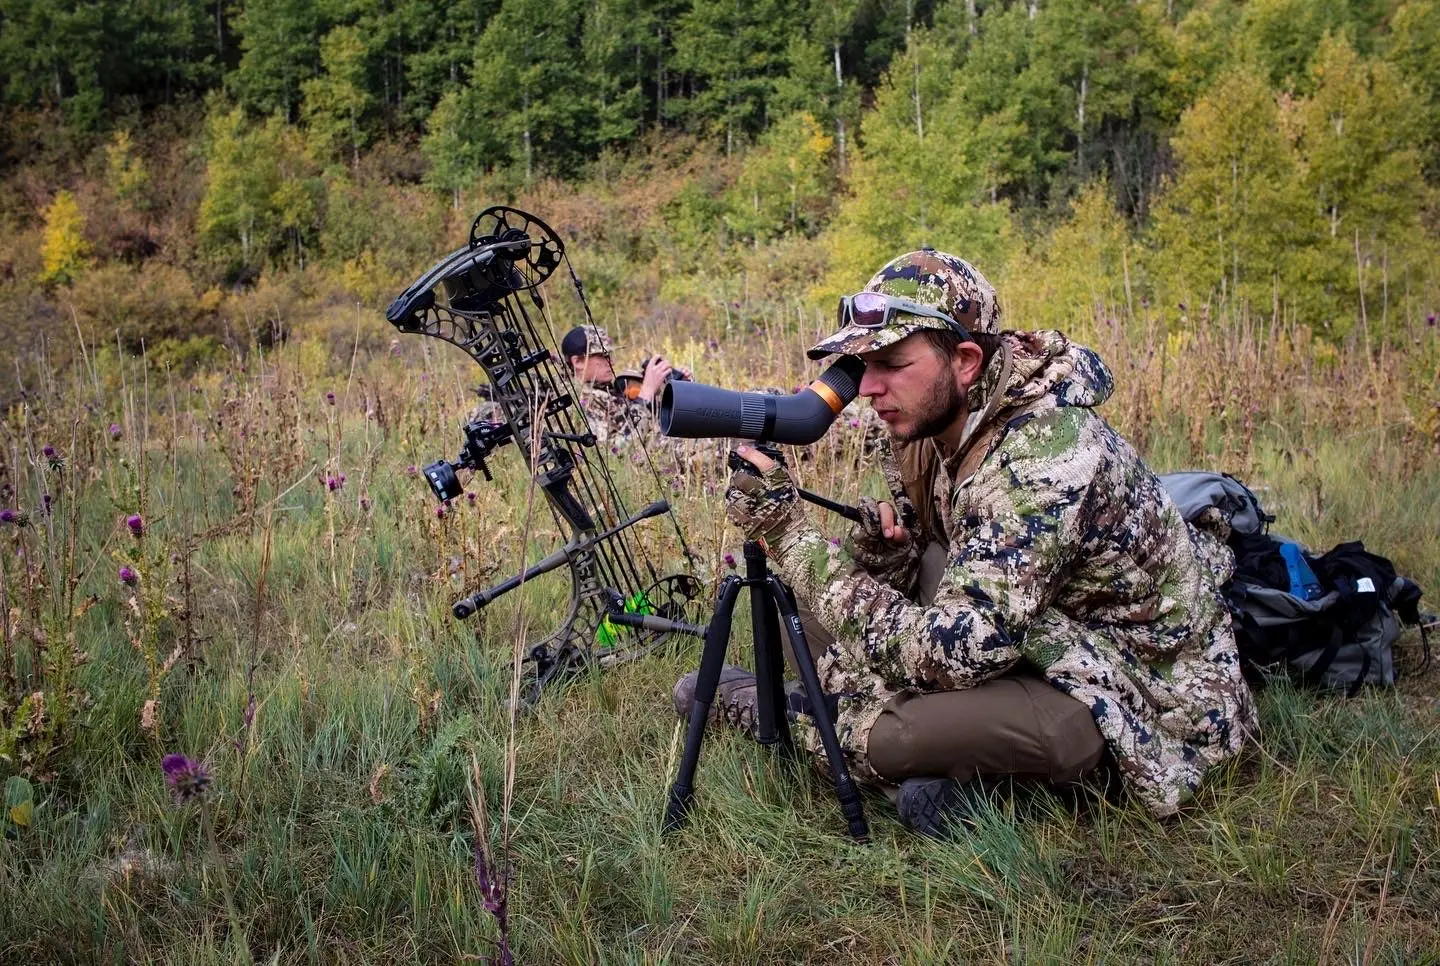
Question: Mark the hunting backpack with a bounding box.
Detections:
[1159,471,1432,696]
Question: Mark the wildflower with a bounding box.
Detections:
[1429,314,1437,327]
[338,473,346,485]
[325,391,336,405]
[42,445,55,459]
[108,423,123,441]
[326,476,339,491]
[41,493,52,516]
[465,491,476,504]
[435,504,447,519]
[119,565,138,586]
[359,496,371,512]
[126,514,145,537]
[406,465,418,477]
[828,537,841,547]
[723,553,737,569]
[0,509,19,524]
[161,754,212,805]
[848,417,860,428]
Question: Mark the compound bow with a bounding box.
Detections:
[385,205,701,703]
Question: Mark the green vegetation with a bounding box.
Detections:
[0,0,1438,961]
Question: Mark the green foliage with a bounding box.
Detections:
[103,130,152,213]
[1289,35,1432,330]
[670,0,807,145]
[198,104,324,273]
[1385,0,1440,177]
[1237,0,1385,92]
[462,0,595,179]
[0,0,220,129]
[301,26,376,165]
[822,34,1014,298]
[37,189,90,285]
[724,111,835,244]
[1003,180,1140,331]
[1150,67,1310,317]
[228,0,325,120]
[421,90,479,207]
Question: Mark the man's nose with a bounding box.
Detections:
[858,369,884,398]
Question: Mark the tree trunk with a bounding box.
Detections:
[966,0,978,35]
[833,40,847,173]
[522,90,533,185]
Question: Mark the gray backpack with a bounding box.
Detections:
[1160,471,1430,695]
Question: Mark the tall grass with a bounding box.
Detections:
[0,286,1436,964]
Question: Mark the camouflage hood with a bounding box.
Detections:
[961,330,1114,441]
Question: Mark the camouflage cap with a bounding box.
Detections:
[807,249,1002,359]
[560,325,617,359]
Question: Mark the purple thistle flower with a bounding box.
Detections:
[41,493,52,516]
[1429,313,1437,327]
[119,565,138,586]
[828,537,841,547]
[42,444,55,459]
[338,473,346,485]
[465,491,476,504]
[435,504,447,519]
[161,754,211,805]
[406,465,418,477]
[325,391,336,405]
[326,476,338,491]
[723,553,737,569]
[126,514,145,537]
[0,509,18,524]
[359,496,371,512]
[108,423,123,441]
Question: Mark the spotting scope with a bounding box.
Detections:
[657,356,866,445]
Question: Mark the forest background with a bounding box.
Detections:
[2,0,1440,962]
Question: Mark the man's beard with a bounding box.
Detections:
[892,366,966,443]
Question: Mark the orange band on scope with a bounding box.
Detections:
[808,380,845,414]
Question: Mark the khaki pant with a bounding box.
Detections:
[790,543,1106,787]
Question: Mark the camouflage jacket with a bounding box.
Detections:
[767,330,1259,817]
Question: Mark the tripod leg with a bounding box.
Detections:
[768,575,870,843]
[745,541,792,752]
[665,575,744,833]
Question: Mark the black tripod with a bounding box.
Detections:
[608,540,869,841]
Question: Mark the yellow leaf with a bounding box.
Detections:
[9,800,33,828]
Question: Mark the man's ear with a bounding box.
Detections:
[954,341,986,388]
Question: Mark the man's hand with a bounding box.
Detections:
[724,445,807,545]
[862,499,909,545]
[847,497,914,572]
[636,355,675,403]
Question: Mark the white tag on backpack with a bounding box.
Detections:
[1356,577,1376,594]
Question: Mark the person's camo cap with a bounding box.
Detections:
[560,325,616,359]
[808,249,1002,359]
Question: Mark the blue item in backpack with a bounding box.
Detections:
[1278,540,1325,601]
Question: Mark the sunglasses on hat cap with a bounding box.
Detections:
[836,291,973,341]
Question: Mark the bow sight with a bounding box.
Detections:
[387,205,700,703]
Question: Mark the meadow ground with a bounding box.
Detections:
[1,300,1437,964]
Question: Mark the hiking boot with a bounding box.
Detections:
[896,776,987,838]
[671,665,762,738]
